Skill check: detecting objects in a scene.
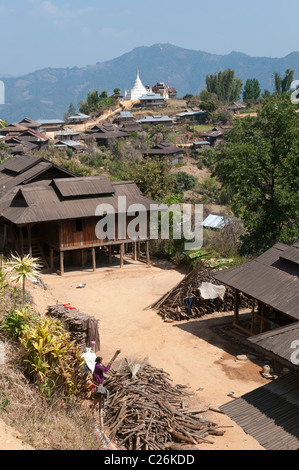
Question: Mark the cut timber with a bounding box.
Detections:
[148,264,252,321]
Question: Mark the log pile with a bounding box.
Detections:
[46,304,100,351]
[148,265,252,321]
[103,359,225,450]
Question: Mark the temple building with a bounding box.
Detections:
[124,69,148,100]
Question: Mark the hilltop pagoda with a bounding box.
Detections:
[124,69,148,100]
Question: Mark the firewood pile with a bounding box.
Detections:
[102,358,225,450]
[148,265,252,321]
[46,304,100,351]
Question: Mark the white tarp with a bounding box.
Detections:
[198,282,226,301]
[82,348,97,373]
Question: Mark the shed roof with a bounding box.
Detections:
[248,323,299,366]
[214,242,299,319]
[220,370,299,450]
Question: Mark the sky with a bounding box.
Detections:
[1,0,299,76]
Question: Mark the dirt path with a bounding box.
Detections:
[20,259,266,451]
[0,419,34,450]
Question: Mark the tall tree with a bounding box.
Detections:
[205,69,243,104]
[213,94,299,254]
[243,78,261,105]
[274,69,294,93]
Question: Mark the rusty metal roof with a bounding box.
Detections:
[213,242,299,319]
[220,370,299,450]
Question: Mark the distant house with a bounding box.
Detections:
[1,128,49,153]
[67,113,90,124]
[53,140,84,153]
[36,119,65,133]
[168,87,178,99]
[176,110,207,124]
[55,128,81,141]
[137,115,173,127]
[18,118,41,132]
[193,140,211,150]
[143,142,184,165]
[84,123,129,146]
[114,111,143,132]
[138,92,167,108]
[227,102,246,113]
[0,123,29,137]
[198,127,225,147]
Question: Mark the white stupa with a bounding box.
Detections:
[124,69,147,100]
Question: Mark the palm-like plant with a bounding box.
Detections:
[5,254,42,301]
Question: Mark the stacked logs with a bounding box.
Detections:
[46,304,100,351]
[103,359,225,450]
[149,265,252,321]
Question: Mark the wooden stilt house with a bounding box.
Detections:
[0,154,155,274]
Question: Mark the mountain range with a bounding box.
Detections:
[1,43,299,123]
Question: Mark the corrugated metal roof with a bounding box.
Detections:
[248,323,299,365]
[214,242,299,319]
[139,93,166,100]
[220,370,299,450]
[37,119,64,125]
[202,214,231,229]
[137,116,173,123]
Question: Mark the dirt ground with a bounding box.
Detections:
[4,257,268,451]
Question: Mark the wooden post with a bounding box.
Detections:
[137,242,141,260]
[81,249,85,268]
[92,247,96,272]
[60,251,64,276]
[19,227,24,256]
[50,248,54,271]
[108,245,112,264]
[145,240,150,266]
[234,290,239,325]
[27,225,32,256]
[133,242,137,261]
[260,303,265,333]
[120,243,124,268]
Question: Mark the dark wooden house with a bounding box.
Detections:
[0,154,156,274]
[84,123,129,147]
[143,142,183,165]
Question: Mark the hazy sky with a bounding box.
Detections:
[1,0,299,76]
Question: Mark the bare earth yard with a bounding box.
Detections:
[1,259,267,450]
